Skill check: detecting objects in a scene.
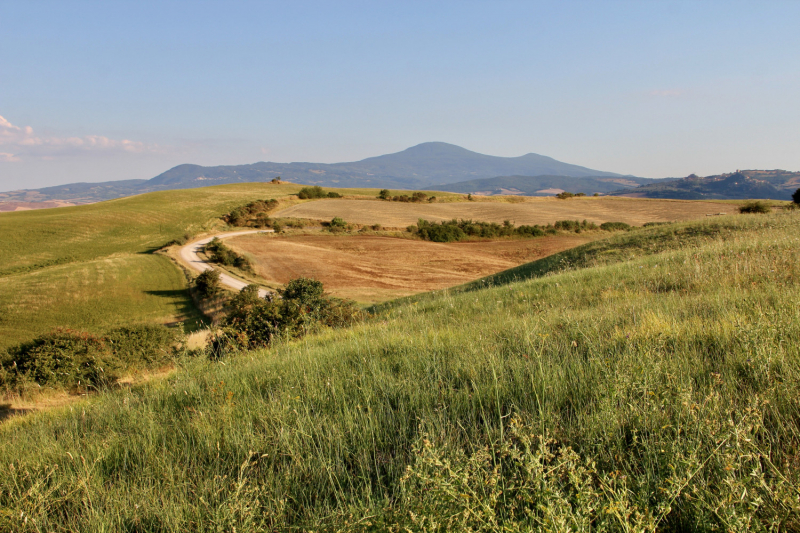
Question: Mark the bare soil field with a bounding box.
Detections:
[271,197,732,227]
[226,233,594,303]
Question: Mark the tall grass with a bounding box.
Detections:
[1,212,798,531]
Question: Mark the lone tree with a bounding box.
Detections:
[378,189,390,200]
[793,187,800,205]
[196,269,221,298]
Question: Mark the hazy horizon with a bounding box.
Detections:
[2,1,799,190]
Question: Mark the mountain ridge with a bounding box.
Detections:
[0,142,631,207]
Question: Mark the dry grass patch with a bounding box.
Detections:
[226,234,594,303]
[272,196,732,227]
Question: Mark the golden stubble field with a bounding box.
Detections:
[226,233,594,303]
[272,196,732,227]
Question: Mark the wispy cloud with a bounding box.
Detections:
[0,114,160,162]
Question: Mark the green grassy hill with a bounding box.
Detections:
[0,182,312,350]
[2,212,798,531]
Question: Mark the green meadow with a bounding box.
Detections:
[0,183,387,350]
[1,212,798,531]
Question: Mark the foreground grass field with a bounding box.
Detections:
[2,212,798,531]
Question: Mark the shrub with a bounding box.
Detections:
[103,324,180,369]
[297,186,327,199]
[371,223,382,231]
[209,279,362,356]
[600,221,632,231]
[378,189,391,200]
[270,177,281,184]
[223,199,279,227]
[195,269,222,299]
[326,191,342,198]
[738,201,771,214]
[793,188,800,205]
[329,217,347,231]
[205,238,252,271]
[555,192,575,199]
[643,221,669,227]
[0,329,116,390]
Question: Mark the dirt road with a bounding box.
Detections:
[179,230,271,297]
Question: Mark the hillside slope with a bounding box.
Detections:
[2,212,798,531]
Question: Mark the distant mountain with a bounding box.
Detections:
[611,170,800,200]
[427,174,659,196]
[0,142,631,206]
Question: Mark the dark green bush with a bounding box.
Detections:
[0,329,115,390]
[223,199,279,227]
[326,191,342,198]
[600,222,632,231]
[196,269,222,299]
[329,217,347,229]
[297,186,327,199]
[555,192,575,199]
[643,221,669,227]
[412,218,594,242]
[793,188,800,205]
[104,324,181,369]
[0,325,182,391]
[378,189,391,200]
[739,201,771,214]
[205,238,252,271]
[208,280,362,357]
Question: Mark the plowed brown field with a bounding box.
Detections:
[226,234,594,303]
[272,197,731,227]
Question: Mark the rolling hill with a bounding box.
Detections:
[611,169,800,200]
[0,143,632,207]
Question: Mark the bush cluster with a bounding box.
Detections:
[204,238,252,271]
[224,199,279,227]
[599,221,632,231]
[378,190,435,203]
[739,201,772,214]
[298,186,341,199]
[554,219,599,232]
[555,192,587,199]
[327,216,348,232]
[0,325,180,391]
[411,219,607,243]
[207,279,362,357]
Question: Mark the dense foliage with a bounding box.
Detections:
[208,278,362,357]
[0,325,180,391]
[739,200,772,214]
[204,238,252,271]
[555,191,587,199]
[223,199,279,227]
[297,186,341,199]
[379,190,435,203]
[195,269,222,298]
[794,187,800,204]
[411,218,617,242]
[599,221,632,231]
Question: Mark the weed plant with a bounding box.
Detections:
[1,212,798,531]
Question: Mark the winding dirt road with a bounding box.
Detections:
[179,230,272,297]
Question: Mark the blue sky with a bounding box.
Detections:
[1,0,799,189]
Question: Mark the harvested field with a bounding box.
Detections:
[226,233,594,303]
[272,197,733,227]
